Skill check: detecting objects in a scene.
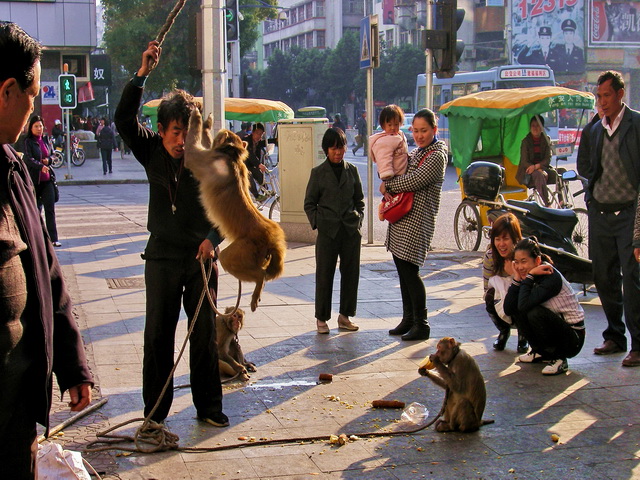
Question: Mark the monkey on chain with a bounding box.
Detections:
[216,307,257,382]
[418,337,495,433]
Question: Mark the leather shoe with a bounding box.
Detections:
[492,330,509,351]
[622,351,640,367]
[593,339,625,355]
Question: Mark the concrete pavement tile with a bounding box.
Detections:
[112,450,192,479]
[183,456,259,480]
[246,452,322,477]
[325,467,400,479]
[592,459,640,480]
[309,441,384,473]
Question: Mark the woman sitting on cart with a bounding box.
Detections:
[516,115,554,207]
[482,213,528,353]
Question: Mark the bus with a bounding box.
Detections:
[415,65,559,147]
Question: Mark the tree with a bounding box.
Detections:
[101,0,272,101]
[375,44,425,106]
[324,31,364,113]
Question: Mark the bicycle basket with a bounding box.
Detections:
[461,161,504,201]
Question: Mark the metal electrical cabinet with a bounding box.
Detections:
[276,118,329,242]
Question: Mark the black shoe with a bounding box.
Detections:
[389,318,413,336]
[517,335,529,354]
[352,148,357,155]
[493,330,510,351]
[198,412,229,427]
[401,321,430,341]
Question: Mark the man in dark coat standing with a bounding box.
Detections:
[0,22,93,479]
[115,41,227,428]
[585,71,640,367]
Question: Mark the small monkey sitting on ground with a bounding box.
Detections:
[418,337,494,433]
[217,307,256,382]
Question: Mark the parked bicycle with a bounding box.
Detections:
[254,166,280,221]
[51,134,86,168]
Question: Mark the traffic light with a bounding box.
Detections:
[225,0,239,42]
[434,0,465,79]
[58,74,77,109]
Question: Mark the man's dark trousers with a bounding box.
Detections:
[143,255,222,422]
[589,205,640,351]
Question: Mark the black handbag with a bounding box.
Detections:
[49,168,60,203]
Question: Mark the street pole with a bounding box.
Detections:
[231,39,242,129]
[202,0,226,131]
[65,109,72,179]
[366,66,374,244]
[425,1,433,110]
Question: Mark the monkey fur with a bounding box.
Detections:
[418,337,494,433]
[184,110,286,311]
[216,307,256,382]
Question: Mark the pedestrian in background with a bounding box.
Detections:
[0,21,93,478]
[332,113,346,132]
[352,111,368,156]
[97,116,117,175]
[305,127,364,334]
[23,114,61,246]
[584,70,640,367]
[115,40,227,427]
[382,109,447,341]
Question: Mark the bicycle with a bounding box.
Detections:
[51,135,86,168]
[525,157,589,258]
[253,166,280,221]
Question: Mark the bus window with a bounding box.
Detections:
[433,85,442,111]
[452,84,465,99]
[466,83,481,95]
[442,88,452,104]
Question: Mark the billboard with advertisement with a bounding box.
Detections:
[590,0,640,47]
[512,0,586,74]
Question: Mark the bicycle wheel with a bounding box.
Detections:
[71,148,86,166]
[268,196,280,221]
[454,200,482,251]
[50,151,64,169]
[571,207,589,258]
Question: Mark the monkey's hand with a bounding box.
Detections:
[418,367,428,376]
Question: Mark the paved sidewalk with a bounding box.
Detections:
[47,168,640,479]
[56,152,148,185]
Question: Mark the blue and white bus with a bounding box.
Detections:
[416,65,558,147]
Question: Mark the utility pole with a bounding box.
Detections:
[202,0,226,131]
[425,2,433,110]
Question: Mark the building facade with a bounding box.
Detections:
[261,0,364,67]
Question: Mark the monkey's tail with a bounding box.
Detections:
[265,245,285,280]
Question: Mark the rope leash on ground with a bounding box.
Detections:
[84,387,449,454]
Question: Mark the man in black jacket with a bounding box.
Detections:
[585,71,640,367]
[114,41,227,427]
[0,22,93,478]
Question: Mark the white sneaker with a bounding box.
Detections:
[541,358,568,375]
[518,351,544,363]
